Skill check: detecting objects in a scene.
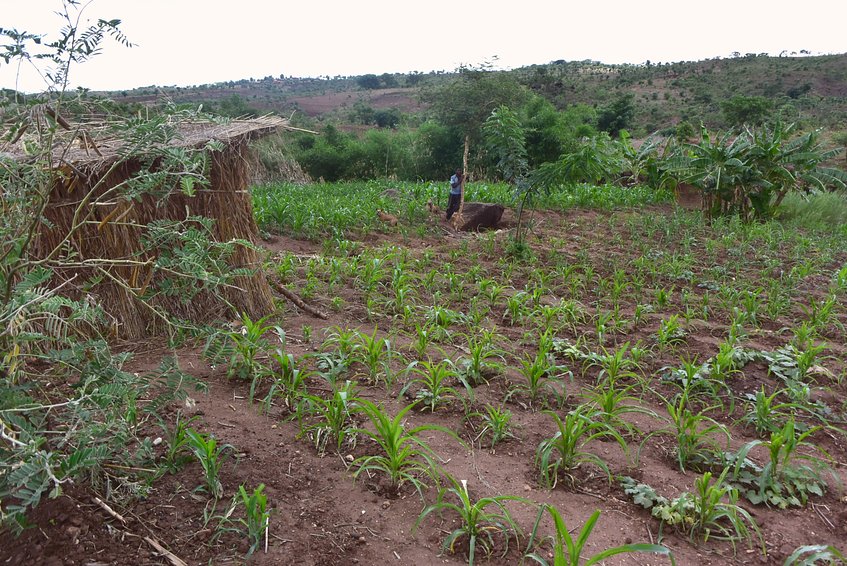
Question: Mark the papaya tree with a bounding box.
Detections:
[482,105,530,246]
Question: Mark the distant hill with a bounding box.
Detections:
[103,53,847,135]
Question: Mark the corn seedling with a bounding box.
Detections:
[298,380,361,455]
[410,322,444,359]
[622,469,763,553]
[321,326,360,365]
[656,314,687,349]
[458,333,506,386]
[401,359,469,412]
[737,386,807,437]
[352,400,457,497]
[156,410,198,473]
[505,291,530,326]
[414,476,526,565]
[508,350,570,409]
[784,544,846,566]
[535,407,628,488]
[524,505,675,566]
[466,404,517,450]
[238,484,270,555]
[478,278,506,305]
[585,378,656,439]
[186,429,234,499]
[594,309,614,345]
[586,342,641,384]
[632,303,652,329]
[732,418,834,507]
[261,349,309,409]
[203,313,285,381]
[802,294,839,332]
[654,287,672,308]
[352,327,393,386]
[659,390,730,472]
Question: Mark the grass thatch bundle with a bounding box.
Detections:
[7,115,291,339]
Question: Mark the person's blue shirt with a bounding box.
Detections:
[450,174,462,195]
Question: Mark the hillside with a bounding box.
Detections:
[104,53,847,134]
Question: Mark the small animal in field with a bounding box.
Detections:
[426,198,440,215]
[376,209,398,226]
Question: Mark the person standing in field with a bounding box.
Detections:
[446,168,463,220]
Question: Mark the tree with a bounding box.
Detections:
[667,124,847,220]
[721,95,772,127]
[357,74,381,90]
[421,62,530,170]
[374,108,400,129]
[379,73,398,88]
[532,133,626,187]
[596,93,635,137]
[483,105,531,250]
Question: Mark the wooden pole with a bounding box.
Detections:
[452,134,470,230]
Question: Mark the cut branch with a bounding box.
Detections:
[269,278,328,320]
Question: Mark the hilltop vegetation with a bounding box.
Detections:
[95,53,847,133]
[48,53,841,189]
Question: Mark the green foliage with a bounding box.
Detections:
[422,63,529,144]
[668,123,847,220]
[207,94,260,118]
[351,400,457,497]
[621,469,764,552]
[466,404,517,450]
[0,9,275,535]
[186,428,234,499]
[483,105,529,184]
[535,407,628,488]
[596,93,636,136]
[237,484,270,555]
[532,134,626,187]
[1,355,194,533]
[202,313,284,381]
[730,418,833,508]
[482,104,535,243]
[525,505,675,566]
[721,95,773,127]
[415,476,526,565]
[357,74,381,90]
[779,191,847,232]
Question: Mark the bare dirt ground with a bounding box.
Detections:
[3,205,846,565]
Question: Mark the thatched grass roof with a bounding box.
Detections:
[2,112,292,168]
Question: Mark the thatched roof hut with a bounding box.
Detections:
[4,114,290,339]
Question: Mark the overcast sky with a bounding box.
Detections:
[2,0,846,92]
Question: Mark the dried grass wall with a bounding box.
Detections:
[34,139,274,339]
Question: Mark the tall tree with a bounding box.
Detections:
[421,62,529,172]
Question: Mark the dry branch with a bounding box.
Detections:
[269,278,328,320]
[143,536,188,566]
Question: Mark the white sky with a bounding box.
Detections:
[2,0,846,93]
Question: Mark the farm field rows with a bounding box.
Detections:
[4,182,846,565]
